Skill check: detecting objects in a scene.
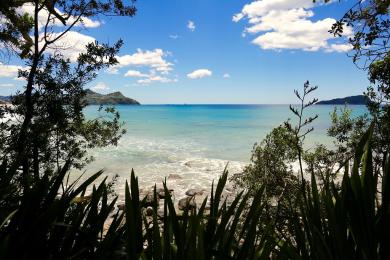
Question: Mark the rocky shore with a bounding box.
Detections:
[99,180,237,233]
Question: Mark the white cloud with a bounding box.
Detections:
[0,83,15,87]
[187,69,212,79]
[116,49,173,72]
[0,63,24,78]
[91,82,110,92]
[41,31,96,62]
[124,70,178,85]
[18,3,100,30]
[1,4,100,62]
[223,73,231,78]
[327,43,353,53]
[112,49,177,85]
[187,20,196,32]
[233,0,352,52]
[124,70,149,78]
[136,76,177,85]
[169,34,179,39]
[106,67,119,74]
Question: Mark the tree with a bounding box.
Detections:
[329,0,389,68]
[0,1,137,215]
[232,81,320,236]
[313,0,390,166]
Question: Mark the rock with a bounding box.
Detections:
[146,207,154,216]
[185,188,204,197]
[184,161,192,167]
[168,173,183,180]
[140,191,159,206]
[178,197,196,211]
[117,203,125,211]
[194,194,208,208]
[156,188,174,199]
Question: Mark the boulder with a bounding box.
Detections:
[156,188,174,199]
[185,188,204,197]
[178,197,196,211]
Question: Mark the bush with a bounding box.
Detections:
[1,124,389,259]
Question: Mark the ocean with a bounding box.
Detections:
[79,104,367,201]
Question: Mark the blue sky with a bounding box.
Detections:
[0,0,369,104]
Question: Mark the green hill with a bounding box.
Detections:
[84,89,140,105]
[316,95,369,105]
[0,91,140,105]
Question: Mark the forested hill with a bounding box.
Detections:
[84,89,140,105]
[316,95,369,105]
[0,91,140,105]
[0,96,11,104]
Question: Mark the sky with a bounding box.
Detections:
[0,0,370,104]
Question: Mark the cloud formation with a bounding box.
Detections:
[42,31,96,62]
[136,75,177,85]
[223,73,231,78]
[233,0,352,52]
[91,82,109,92]
[112,49,177,85]
[124,70,149,78]
[0,63,24,78]
[124,69,177,85]
[116,49,173,73]
[187,20,196,31]
[0,83,15,87]
[187,69,212,79]
[1,4,101,63]
[19,3,101,30]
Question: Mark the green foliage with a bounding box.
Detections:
[0,160,277,259]
[1,124,389,259]
[326,0,390,163]
[0,1,136,217]
[285,123,390,259]
[327,106,369,159]
[303,144,338,187]
[232,125,298,195]
[366,52,390,156]
[0,1,389,258]
[328,0,389,67]
[0,0,137,59]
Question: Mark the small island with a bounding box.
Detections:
[316,95,369,105]
[84,89,140,105]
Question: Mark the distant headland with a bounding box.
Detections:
[0,96,11,105]
[0,90,140,106]
[316,95,369,105]
[84,89,140,105]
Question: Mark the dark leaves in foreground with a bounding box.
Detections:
[0,125,389,259]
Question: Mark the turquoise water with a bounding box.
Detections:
[81,104,367,199]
